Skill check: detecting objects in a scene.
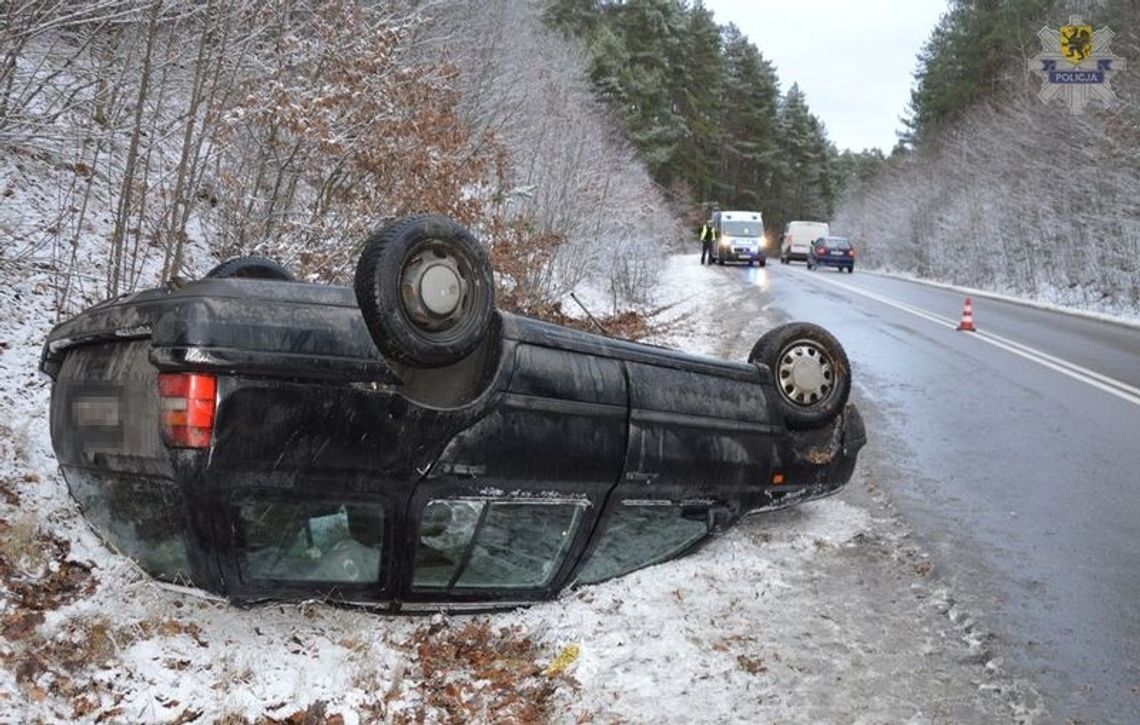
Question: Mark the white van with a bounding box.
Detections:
[711,210,766,267]
[780,221,829,264]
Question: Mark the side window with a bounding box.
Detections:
[68,468,193,583]
[237,500,384,584]
[576,501,709,585]
[413,500,586,590]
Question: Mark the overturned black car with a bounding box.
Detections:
[42,215,865,611]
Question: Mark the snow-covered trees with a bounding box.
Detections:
[771,83,836,228]
[416,0,681,312]
[0,0,681,318]
[545,1,840,230]
[835,1,1140,311]
[716,24,778,211]
[211,2,497,282]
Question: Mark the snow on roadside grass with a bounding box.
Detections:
[868,266,1140,328]
[506,499,873,722]
[640,252,725,355]
[565,252,737,356]
[1,240,1044,723]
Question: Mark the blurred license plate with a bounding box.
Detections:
[831,251,844,256]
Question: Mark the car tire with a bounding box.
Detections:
[717,257,724,266]
[759,258,766,267]
[204,256,294,281]
[749,322,851,431]
[354,214,495,368]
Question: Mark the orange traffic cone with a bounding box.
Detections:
[957,297,977,332]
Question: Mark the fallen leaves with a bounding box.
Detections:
[169,707,203,724]
[736,654,768,675]
[135,616,209,648]
[0,515,97,614]
[398,619,577,724]
[1,609,43,641]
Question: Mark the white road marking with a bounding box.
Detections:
[788,267,1140,408]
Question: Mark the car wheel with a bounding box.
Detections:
[759,258,767,267]
[717,257,724,266]
[749,322,851,431]
[354,214,495,368]
[204,256,294,281]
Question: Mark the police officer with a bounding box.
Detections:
[699,220,715,265]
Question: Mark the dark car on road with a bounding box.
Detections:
[42,215,865,611]
[807,236,856,273]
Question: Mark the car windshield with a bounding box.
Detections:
[721,220,762,237]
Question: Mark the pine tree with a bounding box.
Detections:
[538,0,843,230]
[587,23,629,104]
[609,0,688,182]
[672,2,724,201]
[774,83,833,226]
[903,0,1057,143]
[544,0,601,36]
[715,23,779,210]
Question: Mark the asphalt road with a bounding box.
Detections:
[709,259,1140,723]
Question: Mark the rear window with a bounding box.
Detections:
[787,223,829,239]
[821,238,851,249]
[66,468,194,582]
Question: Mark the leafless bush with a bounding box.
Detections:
[209,1,498,283]
[2,0,677,321]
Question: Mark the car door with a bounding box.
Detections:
[620,358,783,504]
[398,342,628,609]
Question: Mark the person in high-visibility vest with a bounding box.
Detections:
[699,221,716,265]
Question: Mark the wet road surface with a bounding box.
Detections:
[707,259,1140,723]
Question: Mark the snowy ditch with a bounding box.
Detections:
[0,253,1045,723]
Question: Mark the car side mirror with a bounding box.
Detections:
[681,503,733,529]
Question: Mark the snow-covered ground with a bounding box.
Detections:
[1,204,1048,722]
[861,267,1140,329]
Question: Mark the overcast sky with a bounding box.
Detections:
[703,0,949,153]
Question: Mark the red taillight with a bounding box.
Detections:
[818,247,828,256]
[158,373,216,448]
[848,249,856,257]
